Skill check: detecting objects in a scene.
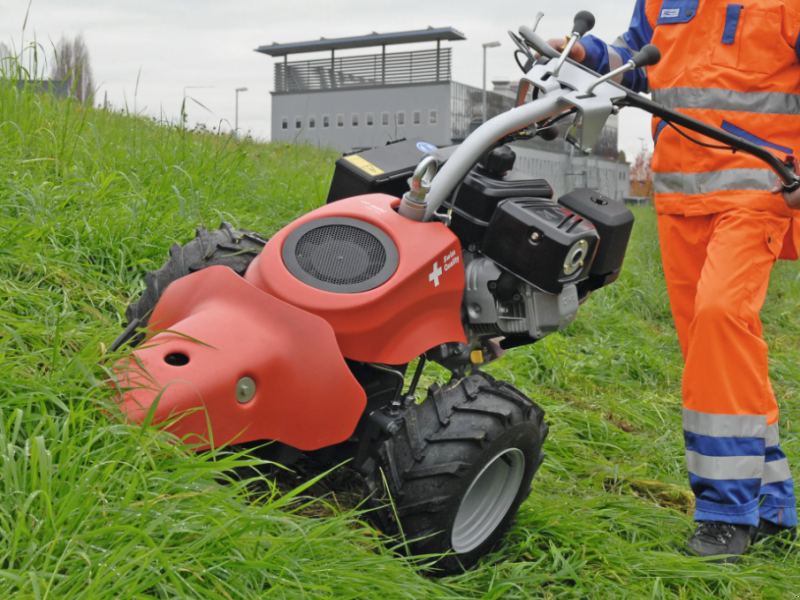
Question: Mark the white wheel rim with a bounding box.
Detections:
[451,447,526,553]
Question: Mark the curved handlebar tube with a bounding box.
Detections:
[618,92,800,190]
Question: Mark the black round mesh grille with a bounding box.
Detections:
[294,225,387,285]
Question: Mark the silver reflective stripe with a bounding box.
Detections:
[683,409,767,439]
[612,35,632,53]
[686,451,764,480]
[654,169,777,195]
[766,423,781,448]
[763,458,793,485]
[652,87,800,115]
[608,46,624,71]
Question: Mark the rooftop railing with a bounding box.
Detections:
[274,48,452,93]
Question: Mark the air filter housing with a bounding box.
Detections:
[481,198,599,294]
[282,217,399,293]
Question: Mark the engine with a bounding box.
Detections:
[464,256,580,340]
[326,141,635,362]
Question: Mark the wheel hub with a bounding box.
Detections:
[451,447,526,553]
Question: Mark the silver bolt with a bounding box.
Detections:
[235,377,257,403]
[531,232,540,242]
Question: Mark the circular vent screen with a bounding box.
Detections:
[282,217,399,293]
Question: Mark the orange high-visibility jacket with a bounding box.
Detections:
[611,1,800,258]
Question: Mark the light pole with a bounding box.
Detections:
[235,87,248,138]
[482,41,501,124]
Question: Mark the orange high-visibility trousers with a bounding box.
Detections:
[658,207,796,527]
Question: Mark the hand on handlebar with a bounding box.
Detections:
[541,37,586,62]
[771,180,800,209]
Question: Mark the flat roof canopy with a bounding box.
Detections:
[256,27,466,57]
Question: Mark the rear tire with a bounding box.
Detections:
[367,371,548,575]
[123,222,267,346]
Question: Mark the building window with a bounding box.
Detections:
[396,111,405,126]
[413,110,421,125]
[295,116,302,130]
[337,114,344,128]
[429,110,438,125]
[309,115,316,129]
[382,112,389,126]
[323,115,330,128]
[352,113,359,127]
[366,112,374,127]
[281,117,288,130]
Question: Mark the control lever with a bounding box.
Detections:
[584,44,661,97]
[552,11,596,77]
[532,11,544,32]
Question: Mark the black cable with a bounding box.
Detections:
[514,50,533,74]
[662,120,738,152]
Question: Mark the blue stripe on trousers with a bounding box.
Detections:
[760,444,798,527]
[685,431,764,457]
[685,429,763,526]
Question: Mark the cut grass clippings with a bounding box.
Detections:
[1,73,799,599]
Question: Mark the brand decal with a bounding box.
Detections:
[417,141,438,153]
[429,262,443,287]
[360,199,387,214]
[660,8,680,18]
[429,251,460,287]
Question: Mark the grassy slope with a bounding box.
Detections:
[0,85,798,600]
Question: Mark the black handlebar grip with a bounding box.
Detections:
[630,44,662,68]
[572,11,596,37]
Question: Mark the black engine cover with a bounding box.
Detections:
[481,198,599,294]
[557,189,634,290]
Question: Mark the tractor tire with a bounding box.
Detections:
[122,222,267,346]
[367,371,548,575]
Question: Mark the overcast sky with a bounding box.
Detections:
[0,0,653,161]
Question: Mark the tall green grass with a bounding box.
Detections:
[1,76,798,599]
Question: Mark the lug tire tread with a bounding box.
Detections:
[125,222,267,333]
[368,371,546,575]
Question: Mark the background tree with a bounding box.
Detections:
[50,34,94,103]
[630,145,654,199]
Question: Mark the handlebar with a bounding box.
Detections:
[421,16,800,221]
[617,89,800,191]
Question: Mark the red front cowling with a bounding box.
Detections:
[113,266,366,450]
[246,194,468,365]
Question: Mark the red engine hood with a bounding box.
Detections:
[113,266,366,451]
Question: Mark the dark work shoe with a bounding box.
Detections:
[755,519,797,549]
[685,521,755,563]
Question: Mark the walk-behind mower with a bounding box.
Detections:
[110,12,800,574]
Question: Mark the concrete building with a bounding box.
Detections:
[257,29,630,201]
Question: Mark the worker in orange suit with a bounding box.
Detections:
[549,0,800,561]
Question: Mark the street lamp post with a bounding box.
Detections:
[482,41,501,124]
[235,87,248,138]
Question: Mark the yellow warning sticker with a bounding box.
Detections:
[344,155,385,177]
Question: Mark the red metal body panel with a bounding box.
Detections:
[114,266,366,450]
[245,194,467,365]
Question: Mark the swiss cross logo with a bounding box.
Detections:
[429,262,443,287]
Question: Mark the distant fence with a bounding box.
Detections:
[450,82,515,142]
[274,48,452,92]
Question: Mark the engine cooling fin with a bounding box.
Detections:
[282,217,399,293]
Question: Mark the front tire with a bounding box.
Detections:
[118,222,267,348]
[367,372,548,574]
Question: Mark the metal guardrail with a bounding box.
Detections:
[274,48,452,92]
